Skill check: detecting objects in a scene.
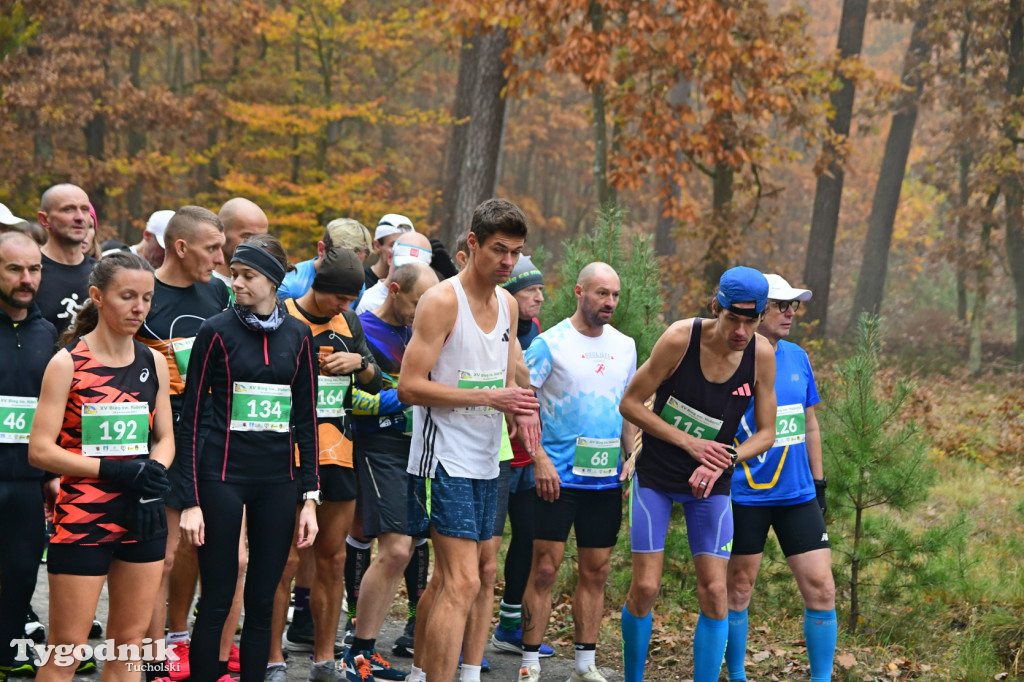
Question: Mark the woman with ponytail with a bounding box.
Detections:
[29,251,175,682]
[177,235,320,682]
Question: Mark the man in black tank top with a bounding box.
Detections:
[617,267,778,682]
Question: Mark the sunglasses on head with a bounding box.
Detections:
[769,300,800,313]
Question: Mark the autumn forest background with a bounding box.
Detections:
[3,0,1024,679]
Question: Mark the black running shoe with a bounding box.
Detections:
[391,616,415,657]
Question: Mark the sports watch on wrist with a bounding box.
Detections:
[302,490,323,506]
[358,355,369,372]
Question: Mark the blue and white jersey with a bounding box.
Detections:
[525,318,636,490]
[732,339,819,506]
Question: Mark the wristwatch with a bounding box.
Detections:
[302,490,323,506]
[358,355,369,372]
[725,445,738,469]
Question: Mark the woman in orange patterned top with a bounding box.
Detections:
[29,251,175,682]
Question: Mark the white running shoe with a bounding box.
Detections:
[568,665,609,682]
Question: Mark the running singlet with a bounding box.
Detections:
[136,278,230,414]
[353,310,412,436]
[525,318,636,490]
[286,298,381,467]
[51,338,158,545]
[731,339,818,506]
[636,318,757,496]
[408,277,509,480]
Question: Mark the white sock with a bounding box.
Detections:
[575,647,596,674]
[346,535,372,550]
[460,664,482,682]
[166,631,189,645]
[521,650,540,670]
[408,665,425,682]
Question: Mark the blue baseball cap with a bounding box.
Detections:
[717,266,769,317]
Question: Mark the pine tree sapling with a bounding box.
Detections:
[819,313,936,633]
[539,204,664,363]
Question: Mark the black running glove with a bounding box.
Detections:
[132,496,168,540]
[429,238,459,280]
[814,478,827,517]
[98,458,170,497]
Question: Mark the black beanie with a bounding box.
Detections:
[312,247,365,296]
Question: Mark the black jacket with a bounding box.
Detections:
[176,308,319,507]
[0,304,58,480]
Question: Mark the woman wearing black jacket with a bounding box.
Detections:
[178,236,320,682]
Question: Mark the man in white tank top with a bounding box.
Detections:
[398,199,541,682]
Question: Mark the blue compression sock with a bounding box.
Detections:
[725,609,748,681]
[621,604,653,682]
[804,608,837,682]
[693,612,729,682]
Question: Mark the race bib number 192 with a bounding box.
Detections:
[81,402,150,456]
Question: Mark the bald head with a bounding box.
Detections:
[218,198,268,265]
[0,230,41,253]
[578,262,618,288]
[39,184,88,213]
[574,262,620,330]
[387,231,433,278]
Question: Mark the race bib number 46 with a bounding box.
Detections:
[316,375,351,418]
[659,395,722,441]
[572,436,620,477]
[0,395,37,444]
[81,402,150,456]
[230,382,292,432]
[454,368,504,415]
[774,403,806,447]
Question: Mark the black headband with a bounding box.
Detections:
[231,242,286,287]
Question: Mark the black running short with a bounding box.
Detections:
[320,464,358,503]
[731,499,830,557]
[533,486,622,548]
[48,538,166,576]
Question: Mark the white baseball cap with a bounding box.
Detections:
[0,203,27,227]
[375,213,415,241]
[145,210,175,249]
[764,274,812,301]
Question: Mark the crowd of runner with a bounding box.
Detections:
[0,187,837,682]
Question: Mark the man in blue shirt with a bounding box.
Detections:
[518,262,637,682]
[277,218,372,300]
[725,274,836,682]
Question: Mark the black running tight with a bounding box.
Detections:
[0,480,45,668]
[190,480,297,682]
[502,484,536,605]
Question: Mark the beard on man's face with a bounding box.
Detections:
[0,285,36,309]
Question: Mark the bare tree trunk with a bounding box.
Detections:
[1003,0,1024,359]
[432,33,481,246]
[588,1,616,209]
[654,80,691,258]
[803,0,869,336]
[848,6,932,323]
[451,26,510,244]
[702,160,734,285]
[127,2,146,225]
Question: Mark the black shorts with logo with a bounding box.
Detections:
[731,499,829,557]
[533,486,622,548]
